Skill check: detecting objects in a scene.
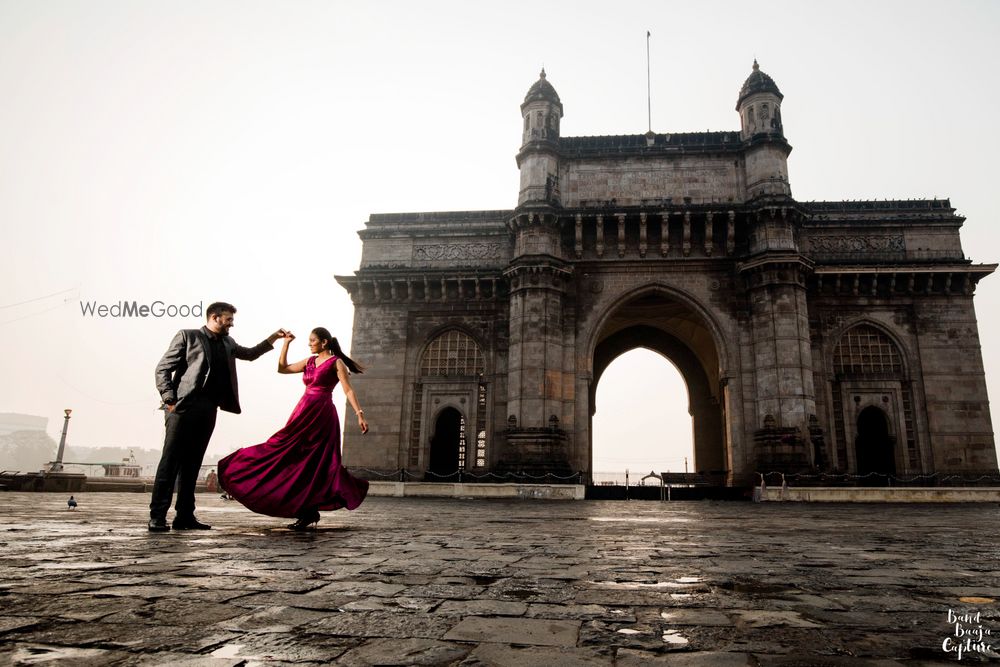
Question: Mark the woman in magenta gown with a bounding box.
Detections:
[218,327,369,530]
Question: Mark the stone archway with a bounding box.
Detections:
[587,291,728,482]
[855,405,896,478]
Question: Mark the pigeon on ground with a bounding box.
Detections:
[67,496,77,510]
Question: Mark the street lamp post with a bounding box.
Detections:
[49,409,72,473]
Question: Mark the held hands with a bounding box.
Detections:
[272,329,294,344]
[268,328,292,344]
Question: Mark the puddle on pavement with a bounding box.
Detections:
[13,645,109,663]
[35,562,116,570]
[211,644,244,658]
[662,631,690,645]
[616,628,642,635]
[591,577,702,590]
[588,517,692,524]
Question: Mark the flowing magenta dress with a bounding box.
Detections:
[217,356,368,518]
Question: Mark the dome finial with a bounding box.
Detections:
[752,58,759,71]
[540,67,546,79]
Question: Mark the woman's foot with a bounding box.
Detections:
[287,509,320,531]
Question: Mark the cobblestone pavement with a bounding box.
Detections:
[0,493,998,665]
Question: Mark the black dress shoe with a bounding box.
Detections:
[148,518,170,532]
[172,517,212,530]
[287,509,320,531]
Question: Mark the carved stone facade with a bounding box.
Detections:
[336,63,998,484]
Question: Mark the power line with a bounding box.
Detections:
[0,299,75,326]
[0,287,77,310]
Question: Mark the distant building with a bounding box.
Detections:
[0,413,47,436]
[336,63,998,484]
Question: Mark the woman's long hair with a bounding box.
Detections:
[312,327,365,374]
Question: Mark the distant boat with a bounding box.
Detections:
[101,451,141,478]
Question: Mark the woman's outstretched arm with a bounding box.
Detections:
[337,359,369,434]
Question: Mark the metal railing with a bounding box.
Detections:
[757,471,1000,488]
[351,468,585,484]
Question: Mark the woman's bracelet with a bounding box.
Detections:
[356,410,364,417]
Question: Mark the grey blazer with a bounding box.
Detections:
[155,326,273,414]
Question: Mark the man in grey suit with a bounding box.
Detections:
[150,301,287,531]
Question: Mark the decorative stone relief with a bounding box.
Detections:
[808,235,905,253]
[414,243,504,261]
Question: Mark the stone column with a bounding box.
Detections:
[682,211,692,257]
[595,214,605,258]
[500,211,575,476]
[639,212,648,258]
[617,213,626,258]
[726,211,736,256]
[660,213,670,256]
[704,211,714,256]
[574,214,583,259]
[739,205,818,472]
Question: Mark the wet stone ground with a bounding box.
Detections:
[0,493,998,666]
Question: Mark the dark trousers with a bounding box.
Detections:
[149,396,218,520]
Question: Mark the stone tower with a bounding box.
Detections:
[736,59,791,199]
[735,61,819,470]
[502,69,575,476]
[517,69,563,207]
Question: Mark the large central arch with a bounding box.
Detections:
[586,287,730,481]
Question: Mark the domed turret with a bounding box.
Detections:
[736,60,784,140]
[735,60,791,198]
[520,69,563,148]
[517,69,564,207]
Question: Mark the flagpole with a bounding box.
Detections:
[646,30,651,133]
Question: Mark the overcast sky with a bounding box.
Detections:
[2,1,999,475]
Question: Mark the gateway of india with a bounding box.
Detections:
[336,62,998,485]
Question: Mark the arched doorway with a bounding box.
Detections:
[830,323,917,476]
[855,406,896,478]
[588,290,728,483]
[409,328,488,477]
[428,407,465,477]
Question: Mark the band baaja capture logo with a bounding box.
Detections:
[79,301,203,318]
[942,607,997,660]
